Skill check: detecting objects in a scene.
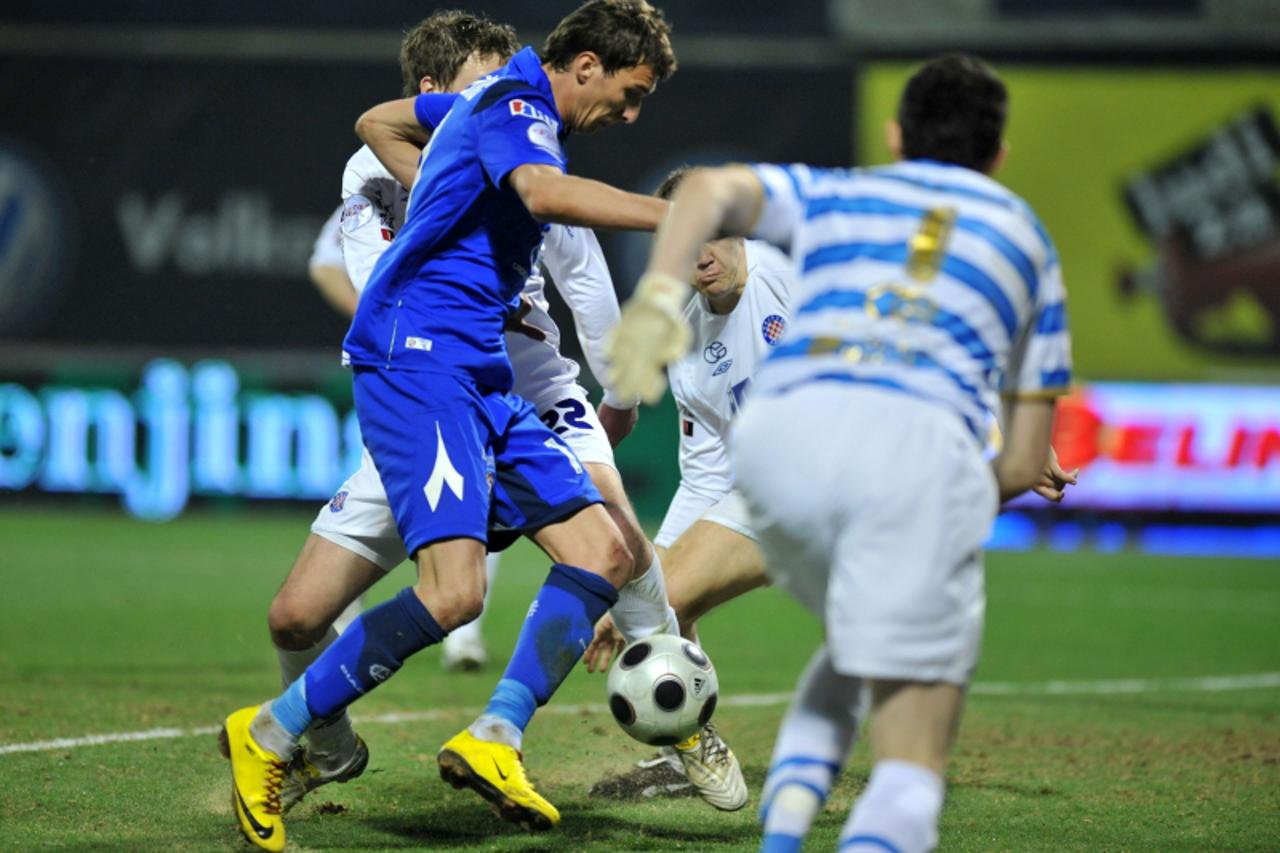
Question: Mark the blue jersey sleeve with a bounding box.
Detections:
[414,93,459,130]
[474,90,566,188]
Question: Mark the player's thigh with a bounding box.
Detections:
[584,461,651,572]
[271,534,385,642]
[664,519,768,623]
[310,446,409,572]
[352,367,494,554]
[864,679,967,774]
[532,384,616,470]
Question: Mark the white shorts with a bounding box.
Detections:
[655,483,758,549]
[732,382,997,685]
[311,381,614,569]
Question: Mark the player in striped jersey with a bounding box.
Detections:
[610,54,1071,853]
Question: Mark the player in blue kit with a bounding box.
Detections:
[219,3,676,849]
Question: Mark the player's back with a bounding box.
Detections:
[343,47,566,392]
[754,158,1068,442]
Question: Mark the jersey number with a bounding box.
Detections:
[540,397,592,435]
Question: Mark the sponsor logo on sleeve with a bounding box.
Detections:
[341,194,373,234]
[328,490,348,512]
[526,122,563,160]
[508,98,558,130]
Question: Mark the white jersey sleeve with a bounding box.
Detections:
[340,145,408,294]
[750,163,812,255]
[310,205,345,270]
[540,225,631,407]
[1004,252,1072,399]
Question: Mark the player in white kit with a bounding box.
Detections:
[611,55,1073,852]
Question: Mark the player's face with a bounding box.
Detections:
[442,51,507,93]
[690,238,747,299]
[575,63,656,133]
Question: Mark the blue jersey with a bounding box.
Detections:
[344,47,568,391]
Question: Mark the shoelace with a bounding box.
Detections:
[263,760,286,815]
[700,728,731,769]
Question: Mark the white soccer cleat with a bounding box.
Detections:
[674,723,748,811]
[442,627,488,672]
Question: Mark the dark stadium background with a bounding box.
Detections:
[0,0,1278,541]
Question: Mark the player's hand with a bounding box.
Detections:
[582,612,627,673]
[607,272,692,405]
[504,294,547,342]
[1032,445,1079,503]
[597,402,638,448]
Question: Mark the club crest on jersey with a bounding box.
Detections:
[509,99,558,130]
[762,314,787,346]
[329,490,349,512]
[712,358,733,376]
[704,341,728,363]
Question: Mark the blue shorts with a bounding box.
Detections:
[353,367,602,556]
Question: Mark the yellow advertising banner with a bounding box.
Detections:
[858,65,1280,381]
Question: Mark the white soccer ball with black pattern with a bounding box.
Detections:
[606,633,719,746]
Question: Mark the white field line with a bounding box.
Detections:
[3,672,1278,757]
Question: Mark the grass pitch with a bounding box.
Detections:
[1,507,1278,851]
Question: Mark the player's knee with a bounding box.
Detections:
[419,583,485,632]
[268,595,330,651]
[593,531,634,587]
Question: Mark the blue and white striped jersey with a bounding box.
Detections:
[750,159,1072,444]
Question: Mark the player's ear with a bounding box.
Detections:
[574,51,601,85]
[885,120,903,160]
[419,75,436,94]
[986,141,1009,176]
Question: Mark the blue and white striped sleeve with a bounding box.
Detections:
[1006,254,1073,399]
[749,163,808,255]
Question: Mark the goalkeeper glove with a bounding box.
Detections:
[606,271,692,404]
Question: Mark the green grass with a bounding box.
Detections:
[1,508,1278,851]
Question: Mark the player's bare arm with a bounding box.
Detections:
[994,397,1058,502]
[308,262,358,318]
[355,97,432,188]
[508,164,668,230]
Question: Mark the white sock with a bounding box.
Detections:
[611,549,679,642]
[330,595,364,635]
[468,713,523,751]
[251,703,301,760]
[275,626,356,764]
[761,647,863,841]
[841,760,944,853]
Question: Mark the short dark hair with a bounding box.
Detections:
[654,165,692,199]
[399,10,519,97]
[543,0,677,83]
[897,53,1007,172]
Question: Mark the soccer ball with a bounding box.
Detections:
[606,633,718,746]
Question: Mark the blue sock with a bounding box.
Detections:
[760,834,804,853]
[482,563,618,731]
[271,587,445,736]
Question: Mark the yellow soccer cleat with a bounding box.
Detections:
[437,729,560,831]
[219,706,288,852]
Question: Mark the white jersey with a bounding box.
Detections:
[336,145,624,402]
[654,241,793,546]
[750,159,1072,442]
